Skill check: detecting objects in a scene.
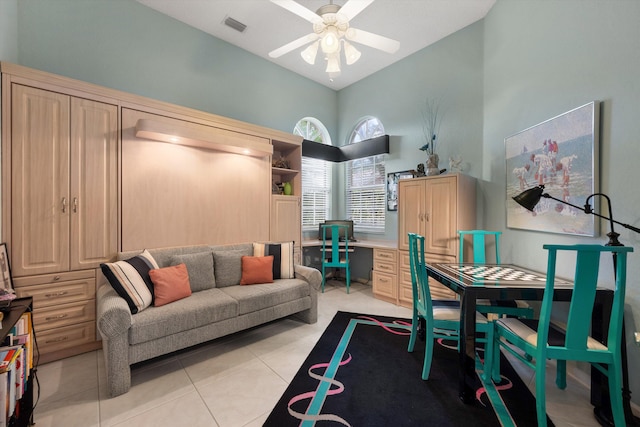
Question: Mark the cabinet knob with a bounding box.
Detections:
[53,275,61,281]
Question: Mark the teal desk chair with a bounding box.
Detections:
[407,233,497,381]
[321,224,351,294]
[488,244,633,427]
[458,230,534,319]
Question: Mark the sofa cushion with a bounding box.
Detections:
[150,264,192,306]
[252,242,295,279]
[170,251,215,291]
[221,278,311,315]
[100,249,159,314]
[129,288,238,345]
[212,248,252,287]
[240,256,274,285]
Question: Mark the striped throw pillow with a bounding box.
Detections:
[100,249,160,314]
[252,242,295,279]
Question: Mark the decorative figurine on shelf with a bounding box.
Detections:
[449,155,463,173]
[419,97,444,176]
[272,155,290,169]
[416,163,426,177]
[283,182,292,195]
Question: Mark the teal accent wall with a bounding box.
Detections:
[14,0,337,134]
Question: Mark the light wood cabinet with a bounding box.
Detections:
[10,84,118,276]
[271,195,302,263]
[5,81,116,362]
[397,174,476,307]
[372,248,398,304]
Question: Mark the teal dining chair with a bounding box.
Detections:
[458,230,534,319]
[321,224,351,293]
[488,244,633,427]
[407,233,496,381]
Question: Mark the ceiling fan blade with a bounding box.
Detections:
[345,28,400,54]
[269,33,319,58]
[338,0,375,21]
[270,0,323,24]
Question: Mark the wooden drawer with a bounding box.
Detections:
[13,269,95,286]
[374,248,397,263]
[32,300,96,332]
[373,259,397,275]
[14,274,96,309]
[372,271,397,300]
[36,321,96,354]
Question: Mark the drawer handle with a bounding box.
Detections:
[53,275,61,281]
[45,291,68,298]
[45,336,69,344]
[380,253,391,258]
[45,314,68,321]
[380,265,391,270]
[380,278,389,283]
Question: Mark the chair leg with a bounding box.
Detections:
[321,264,326,293]
[408,311,419,352]
[422,326,435,380]
[345,266,350,294]
[535,359,548,427]
[608,362,626,427]
[555,360,567,389]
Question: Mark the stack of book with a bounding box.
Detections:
[0,312,32,427]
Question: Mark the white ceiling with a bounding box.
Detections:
[136,0,496,90]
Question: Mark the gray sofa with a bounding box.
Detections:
[96,243,320,397]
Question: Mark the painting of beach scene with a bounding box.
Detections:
[506,102,599,236]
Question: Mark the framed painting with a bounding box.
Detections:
[0,243,13,293]
[505,102,599,236]
[387,170,415,211]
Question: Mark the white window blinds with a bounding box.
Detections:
[301,156,331,230]
[346,154,386,232]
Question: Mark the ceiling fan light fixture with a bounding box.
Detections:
[343,40,361,65]
[325,53,341,74]
[301,41,319,64]
[320,26,340,54]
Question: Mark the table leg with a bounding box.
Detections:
[459,291,477,403]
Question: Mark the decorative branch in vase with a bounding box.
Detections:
[419,98,443,176]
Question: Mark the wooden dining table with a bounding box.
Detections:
[425,262,615,415]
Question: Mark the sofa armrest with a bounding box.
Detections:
[96,284,132,338]
[294,264,322,292]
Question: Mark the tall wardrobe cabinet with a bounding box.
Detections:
[3,80,117,362]
[397,173,476,307]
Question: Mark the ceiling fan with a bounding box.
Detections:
[268,0,400,78]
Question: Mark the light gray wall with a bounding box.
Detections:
[483,0,640,401]
[14,0,338,134]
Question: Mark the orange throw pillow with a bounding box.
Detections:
[149,263,192,306]
[240,256,274,285]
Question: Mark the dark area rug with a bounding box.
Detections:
[264,311,552,426]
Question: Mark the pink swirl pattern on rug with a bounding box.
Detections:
[476,375,514,406]
[357,315,412,335]
[287,354,353,426]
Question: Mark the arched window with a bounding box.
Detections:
[294,117,332,230]
[346,117,386,232]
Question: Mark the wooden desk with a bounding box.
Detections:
[425,263,613,409]
[302,239,397,250]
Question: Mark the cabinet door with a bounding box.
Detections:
[70,98,118,270]
[424,175,457,256]
[271,195,301,261]
[397,179,425,251]
[11,84,70,276]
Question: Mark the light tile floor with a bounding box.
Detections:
[32,281,610,426]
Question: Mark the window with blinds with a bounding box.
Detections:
[294,118,332,231]
[346,117,386,233]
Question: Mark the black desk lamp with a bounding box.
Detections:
[513,184,640,426]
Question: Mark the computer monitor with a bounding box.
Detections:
[318,220,355,241]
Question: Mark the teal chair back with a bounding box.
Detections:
[491,244,633,427]
[321,224,351,293]
[407,232,496,381]
[458,230,533,319]
[458,230,501,264]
